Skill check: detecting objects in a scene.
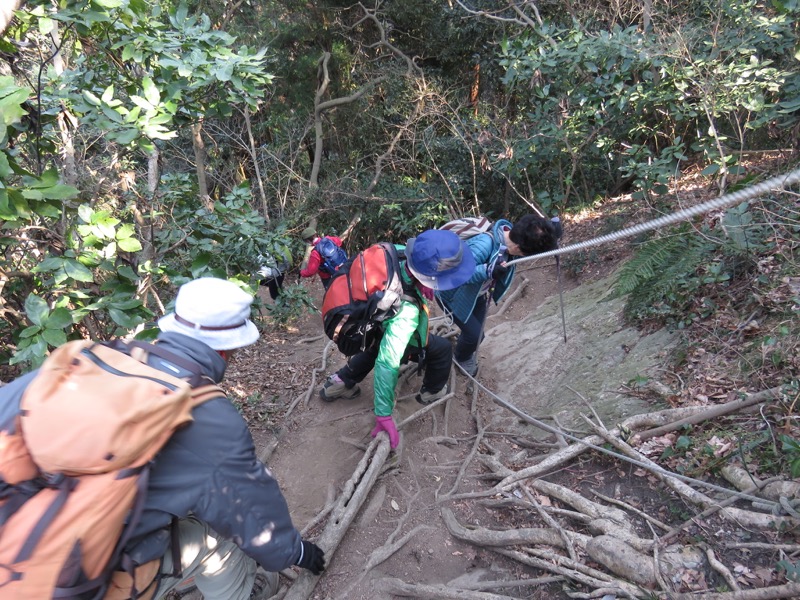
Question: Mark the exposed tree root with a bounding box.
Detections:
[375,577,519,599]
[283,436,391,600]
[668,582,800,599]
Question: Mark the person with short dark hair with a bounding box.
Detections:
[436,215,559,376]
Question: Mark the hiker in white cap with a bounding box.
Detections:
[143,277,326,598]
[0,277,325,599]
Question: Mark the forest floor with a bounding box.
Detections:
[196,163,799,599]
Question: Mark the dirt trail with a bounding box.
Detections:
[246,254,677,599]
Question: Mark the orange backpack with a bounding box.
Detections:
[321,242,417,356]
[0,340,222,599]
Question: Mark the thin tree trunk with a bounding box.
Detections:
[191,119,213,210]
[243,105,269,222]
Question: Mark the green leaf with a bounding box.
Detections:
[19,325,41,339]
[116,223,136,239]
[0,78,30,126]
[45,307,73,329]
[701,164,720,175]
[101,84,116,104]
[82,90,102,107]
[142,77,160,106]
[215,62,234,82]
[78,204,93,222]
[39,184,79,200]
[108,307,141,328]
[25,294,50,326]
[109,297,143,310]
[115,128,139,145]
[117,265,138,280]
[42,328,67,347]
[0,152,11,178]
[64,259,94,282]
[117,237,142,252]
[190,252,212,277]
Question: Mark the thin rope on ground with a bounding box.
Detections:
[450,360,779,508]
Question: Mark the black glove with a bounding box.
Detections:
[296,540,326,575]
[491,262,509,280]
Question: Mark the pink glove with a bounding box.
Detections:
[371,415,399,449]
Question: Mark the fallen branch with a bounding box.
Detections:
[486,276,528,320]
[494,548,646,599]
[635,386,787,441]
[589,423,798,532]
[375,577,518,599]
[706,547,740,592]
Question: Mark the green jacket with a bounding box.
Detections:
[372,255,429,417]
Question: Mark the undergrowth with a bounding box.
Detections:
[615,190,800,477]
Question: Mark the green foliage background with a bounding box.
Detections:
[1,0,800,372]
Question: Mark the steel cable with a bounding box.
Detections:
[506,168,800,267]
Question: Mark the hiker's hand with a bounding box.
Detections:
[491,262,509,280]
[371,415,399,449]
[296,540,326,575]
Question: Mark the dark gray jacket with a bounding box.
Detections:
[0,332,303,573]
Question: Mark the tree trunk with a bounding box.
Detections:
[243,105,269,222]
[191,119,213,210]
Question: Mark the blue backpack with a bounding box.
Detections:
[316,237,348,274]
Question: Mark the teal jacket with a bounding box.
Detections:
[435,219,515,322]
[373,251,429,417]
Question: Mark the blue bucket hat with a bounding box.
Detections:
[405,229,476,291]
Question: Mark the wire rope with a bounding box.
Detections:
[505,168,800,267]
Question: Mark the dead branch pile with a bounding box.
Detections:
[283,371,800,599]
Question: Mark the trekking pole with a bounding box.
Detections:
[555,255,567,343]
[551,217,567,343]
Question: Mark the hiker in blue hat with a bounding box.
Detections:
[436,215,559,376]
[319,229,475,449]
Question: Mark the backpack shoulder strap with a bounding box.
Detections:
[124,340,216,389]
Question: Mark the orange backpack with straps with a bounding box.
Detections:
[321,242,418,357]
[0,340,222,599]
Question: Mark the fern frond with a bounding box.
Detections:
[614,231,695,296]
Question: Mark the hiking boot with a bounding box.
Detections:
[320,374,361,402]
[416,384,449,405]
[455,354,478,377]
[249,568,279,600]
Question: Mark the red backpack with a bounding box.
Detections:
[321,243,416,356]
[0,340,222,599]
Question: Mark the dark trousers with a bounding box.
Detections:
[261,274,285,300]
[439,294,488,362]
[321,276,333,290]
[338,334,452,393]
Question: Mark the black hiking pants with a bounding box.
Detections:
[338,334,452,393]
